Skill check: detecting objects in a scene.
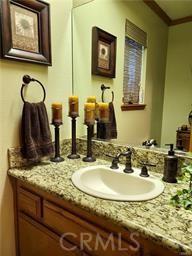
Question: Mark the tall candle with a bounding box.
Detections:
[69,96,79,117]
[98,102,109,122]
[87,96,96,103]
[84,103,95,125]
[52,103,63,124]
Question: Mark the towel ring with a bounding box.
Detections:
[101,84,114,103]
[21,75,46,103]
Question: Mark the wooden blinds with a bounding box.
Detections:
[125,19,147,48]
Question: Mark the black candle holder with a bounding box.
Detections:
[83,123,96,162]
[68,116,80,159]
[51,122,64,163]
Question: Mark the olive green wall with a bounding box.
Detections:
[73,0,168,145]
[0,1,72,255]
[73,0,94,8]
[161,22,192,146]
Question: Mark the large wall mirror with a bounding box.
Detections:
[72,0,192,153]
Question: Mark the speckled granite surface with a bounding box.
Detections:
[8,156,192,255]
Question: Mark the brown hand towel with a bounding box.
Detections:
[21,101,54,162]
[109,102,117,139]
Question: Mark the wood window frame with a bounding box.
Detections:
[121,103,146,111]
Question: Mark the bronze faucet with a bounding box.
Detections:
[108,148,134,173]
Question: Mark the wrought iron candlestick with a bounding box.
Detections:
[51,122,64,163]
[83,123,96,162]
[68,116,80,159]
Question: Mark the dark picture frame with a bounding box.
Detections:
[92,27,116,78]
[0,0,52,65]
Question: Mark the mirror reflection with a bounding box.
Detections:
[72,0,192,153]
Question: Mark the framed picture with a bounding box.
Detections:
[92,27,116,78]
[0,0,52,65]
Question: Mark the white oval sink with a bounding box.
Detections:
[72,165,164,201]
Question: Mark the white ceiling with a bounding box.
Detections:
[156,0,192,20]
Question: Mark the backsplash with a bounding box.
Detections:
[8,139,72,168]
[77,138,192,174]
[8,138,192,173]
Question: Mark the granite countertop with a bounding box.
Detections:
[8,156,192,255]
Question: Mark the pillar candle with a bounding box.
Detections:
[87,96,96,103]
[69,96,79,117]
[52,103,63,124]
[98,102,109,122]
[87,96,100,120]
[84,103,95,125]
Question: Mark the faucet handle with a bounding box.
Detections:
[139,162,156,177]
[105,154,115,158]
[105,154,120,169]
[139,160,157,167]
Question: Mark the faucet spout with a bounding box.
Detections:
[109,148,134,173]
[121,148,134,173]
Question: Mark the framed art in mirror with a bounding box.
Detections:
[0,0,52,65]
[92,27,116,78]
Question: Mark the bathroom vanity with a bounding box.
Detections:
[8,153,192,256]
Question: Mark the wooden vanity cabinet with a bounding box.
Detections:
[12,178,178,256]
[19,214,84,256]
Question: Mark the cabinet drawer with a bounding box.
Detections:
[18,187,41,218]
[19,213,89,256]
[43,200,140,256]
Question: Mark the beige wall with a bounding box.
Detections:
[161,22,192,146]
[0,0,72,255]
[73,0,168,145]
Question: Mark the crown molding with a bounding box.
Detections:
[143,0,192,26]
[170,16,192,26]
[143,0,171,25]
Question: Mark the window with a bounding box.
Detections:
[122,19,147,110]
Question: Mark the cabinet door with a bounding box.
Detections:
[43,201,140,256]
[19,214,88,256]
